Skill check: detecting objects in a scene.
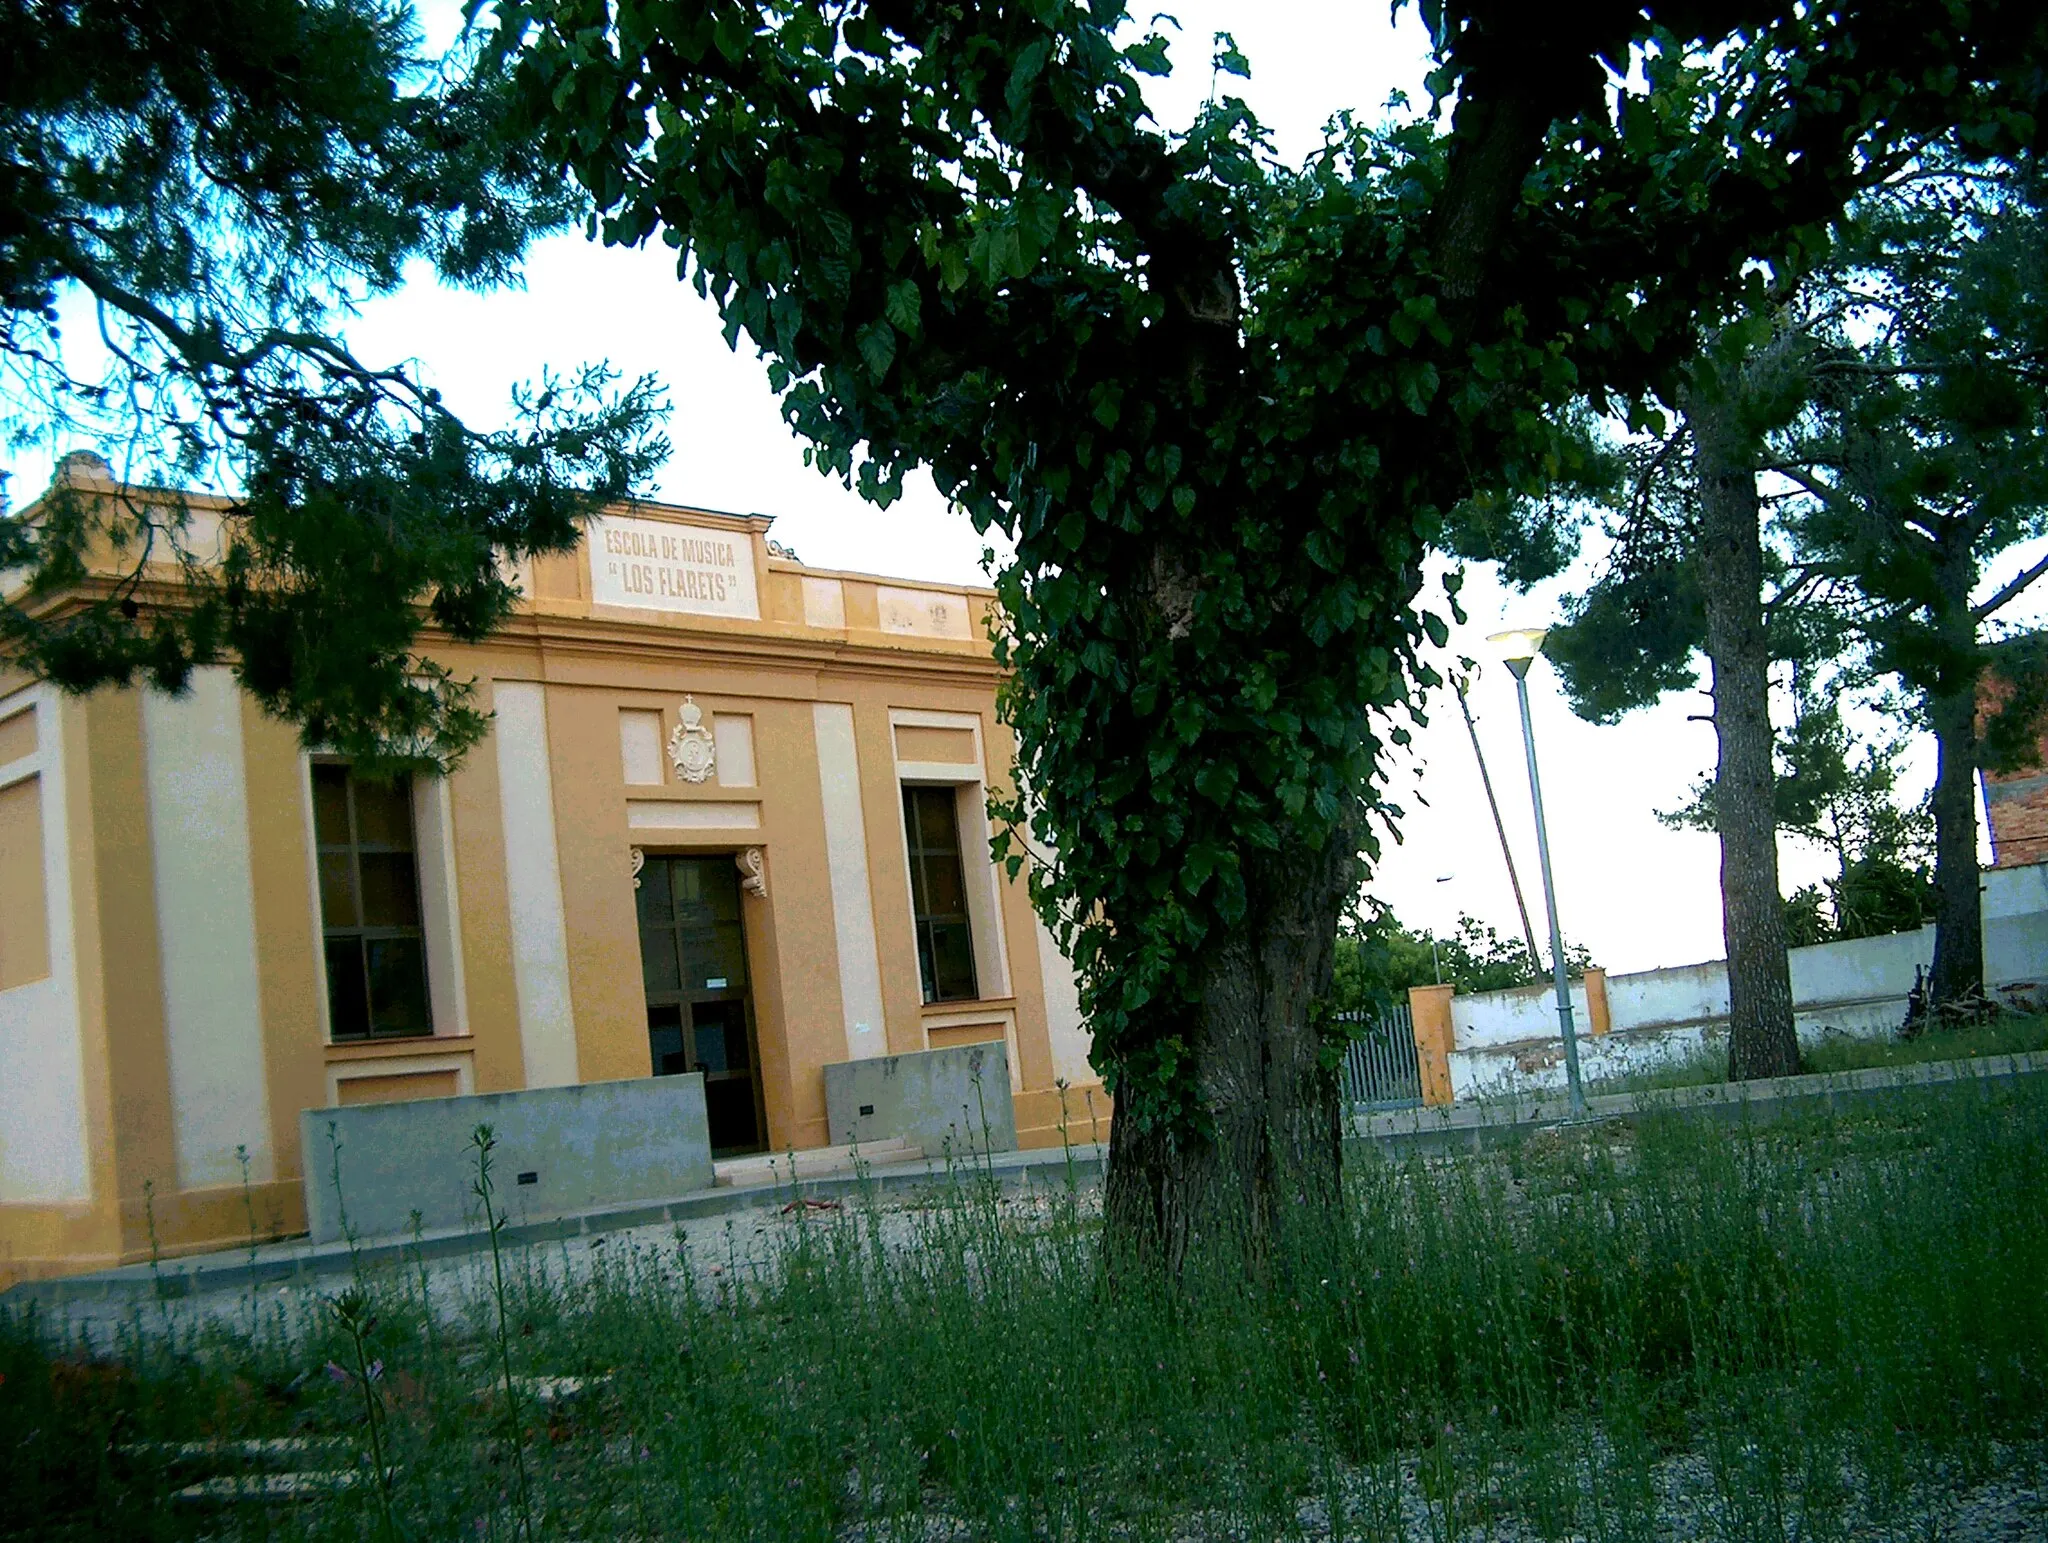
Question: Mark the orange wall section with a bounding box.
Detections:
[749,697,847,1151]
[82,690,180,1257]
[239,704,329,1207]
[445,675,528,1097]
[543,683,653,1086]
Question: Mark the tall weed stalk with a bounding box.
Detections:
[471,1123,538,1543]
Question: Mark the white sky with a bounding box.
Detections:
[10,2,2041,975]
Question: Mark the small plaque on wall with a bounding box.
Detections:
[876,585,972,639]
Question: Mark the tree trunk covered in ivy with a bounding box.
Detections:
[1101,811,1360,1265]
[1926,536,1986,1011]
[1689,388,1800,1080]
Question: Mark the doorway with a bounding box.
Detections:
[635,853,766,1154]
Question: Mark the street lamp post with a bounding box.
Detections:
[1486,628,1587,1119]
[1453,664,1544,972]
[1431,872,1453,985]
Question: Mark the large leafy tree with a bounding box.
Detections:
[0,0,666,767]
[493,0,2045,1261]
[1328,905,1595,1012]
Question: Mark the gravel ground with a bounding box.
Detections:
[839,1441,2048,1542]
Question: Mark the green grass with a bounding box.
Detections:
[5,1081,2047,1540]
[1592,1010,2048,1096]
[1801,1010,2048,1073]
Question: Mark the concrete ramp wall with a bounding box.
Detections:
[301,1075,714,1244]
[824,1043,1016,1157]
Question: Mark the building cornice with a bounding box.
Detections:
[480,607,1006,687]
[15,567,1009,688]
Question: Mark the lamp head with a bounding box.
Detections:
[1487,627,1550,679]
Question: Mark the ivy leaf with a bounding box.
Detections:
[1398,362,1440,415]
[883,280,921,336]
[857,320,896,380]
[1124,33,1171,77]
[1193,761,1238,804]
[1212,32,1250,79]
[1006,38,1049,120]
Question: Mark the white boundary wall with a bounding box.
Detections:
[1447,861,2048,1100]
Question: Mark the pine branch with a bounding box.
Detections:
[1973,549,2048,621]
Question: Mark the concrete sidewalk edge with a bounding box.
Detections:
[1352,1049,2048,1152]
[3,1144,1109,1312]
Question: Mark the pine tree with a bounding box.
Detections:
[1778,163,2048,1011]
[0,0,666,769]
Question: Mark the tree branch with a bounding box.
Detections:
[1974,549,2048,621]
[60,241,427,404]
[1761,461,1856,514]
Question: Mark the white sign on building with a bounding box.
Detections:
[588,514,760,619]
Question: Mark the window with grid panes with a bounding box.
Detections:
[901,784,979,1003]
[311,763,432,1040]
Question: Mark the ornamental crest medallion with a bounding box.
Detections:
[668,696,716,783]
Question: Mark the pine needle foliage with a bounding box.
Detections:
[0,0,668,771]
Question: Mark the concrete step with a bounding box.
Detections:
[469,1373,608,1407]
[713,1138,924,1189]
[120,1436,353,1468]
[173,1470,366,1504]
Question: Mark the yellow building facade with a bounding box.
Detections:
[0,460,1100,1284]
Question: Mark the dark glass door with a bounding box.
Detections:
[635,854,765,1154]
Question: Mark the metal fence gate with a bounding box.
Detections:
[1336,1004,1423,1110]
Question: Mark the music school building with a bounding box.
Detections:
[0,458,1100,1282]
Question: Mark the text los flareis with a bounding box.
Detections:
[600,525,739,605]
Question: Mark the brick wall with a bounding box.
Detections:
[1981,662,2048,869]
[1984,767,2048,868]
